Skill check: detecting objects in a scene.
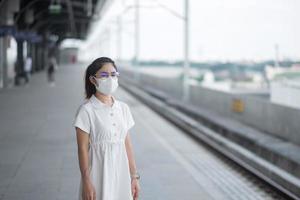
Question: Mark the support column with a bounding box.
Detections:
[31,44,36,73]
[0,37,4,88]
[15,40,24,85]
[43,44,48,70]
[37,45,41,71]
[2,37,8,88]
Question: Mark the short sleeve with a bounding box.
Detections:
[73,105,91,134]
[125,104,135,132]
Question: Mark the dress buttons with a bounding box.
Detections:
[112,123,116,126]
[110,113,113,116]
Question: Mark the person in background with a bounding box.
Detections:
[24,56,32,84]
[47,56,58,86]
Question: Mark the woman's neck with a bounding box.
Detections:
[95,92,113,106]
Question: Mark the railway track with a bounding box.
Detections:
[120,77,299,200]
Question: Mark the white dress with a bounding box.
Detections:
[73,94,135,200]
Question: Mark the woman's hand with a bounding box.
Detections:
[82,179,96,200]
[131,178,141,200]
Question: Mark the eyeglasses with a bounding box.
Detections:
[94,71,120,80]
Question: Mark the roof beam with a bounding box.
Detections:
[64,0,77,37]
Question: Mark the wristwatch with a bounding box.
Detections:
[131,172,141,180]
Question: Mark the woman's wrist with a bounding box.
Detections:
[81,169,92,183]
[130,171,141,180]
[82,175,92,183]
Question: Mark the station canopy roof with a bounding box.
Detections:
[12,0,108,42]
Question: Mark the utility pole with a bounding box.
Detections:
[183,0,190,102]
[134,0,140,83]
[117,15,122,62]
[123,0,189,91]
[274,44,280,68]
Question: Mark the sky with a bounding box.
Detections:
[79,0,300,62]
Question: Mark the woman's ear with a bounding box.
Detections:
[89,76,97,86]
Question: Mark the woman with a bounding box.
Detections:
[73,57,141,200]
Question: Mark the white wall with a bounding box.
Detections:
[271,80,300,109]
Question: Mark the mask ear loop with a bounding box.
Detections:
[91,75,99,88]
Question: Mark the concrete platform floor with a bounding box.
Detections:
[0,63,284,200]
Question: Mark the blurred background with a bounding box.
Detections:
[0,0,300,199]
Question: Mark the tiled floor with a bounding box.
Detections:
[0,63,283,200]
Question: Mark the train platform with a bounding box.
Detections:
[0,63,290,200]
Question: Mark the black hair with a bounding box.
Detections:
[84,57,118,99]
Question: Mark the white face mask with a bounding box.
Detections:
[94,76,119,95]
